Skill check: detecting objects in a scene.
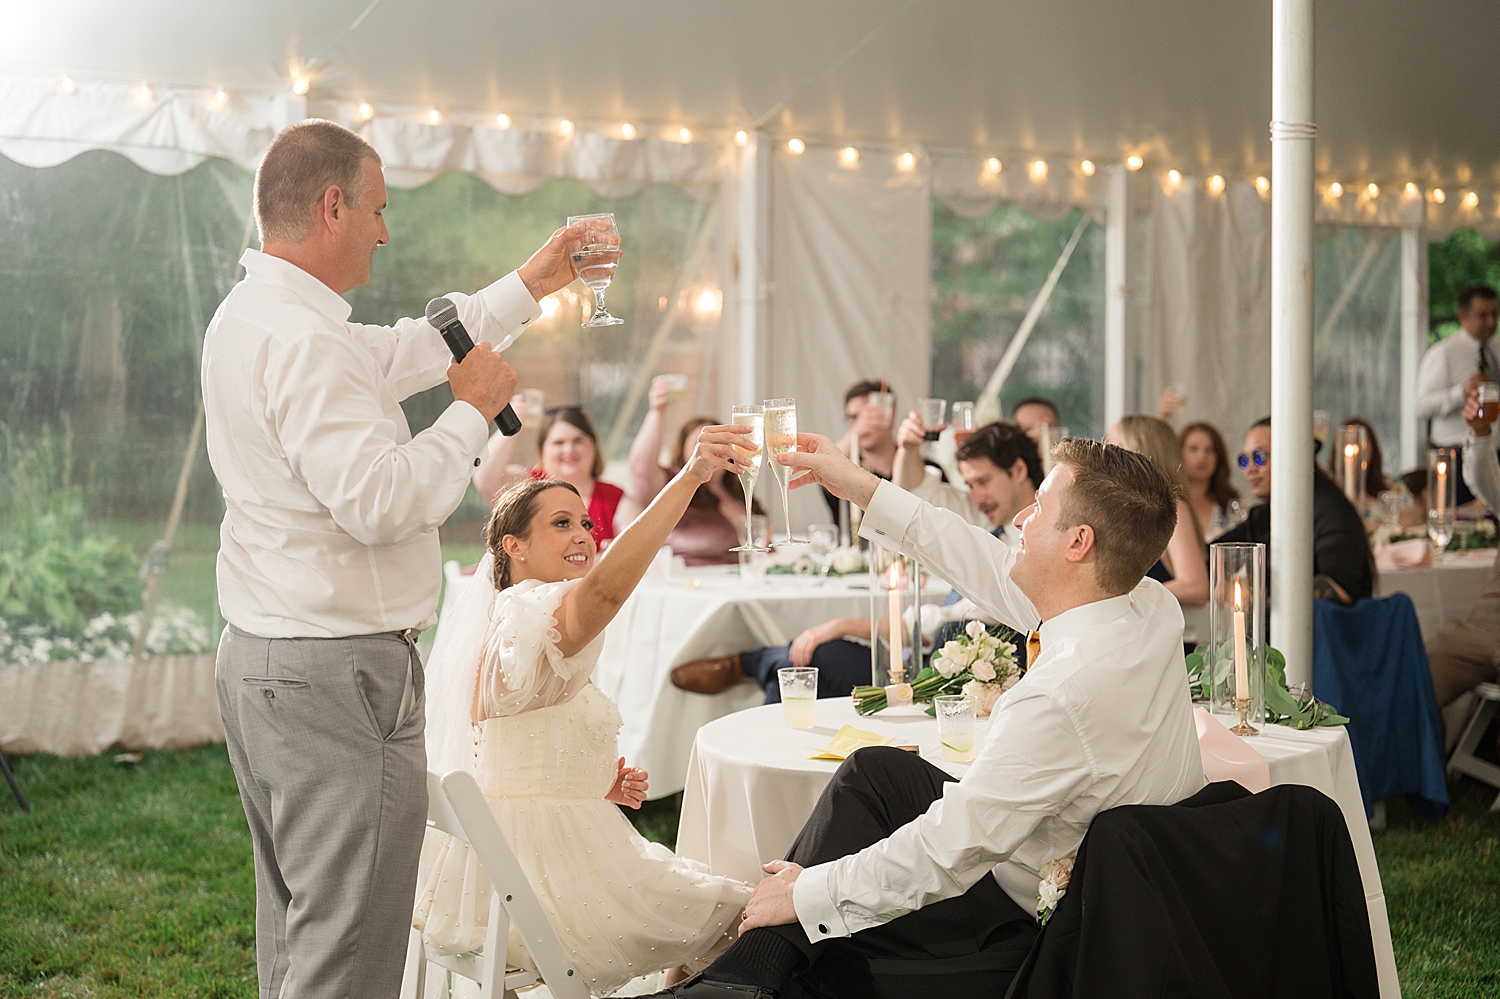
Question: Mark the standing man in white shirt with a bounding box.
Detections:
[1416,283,1499,503]
[203,120,589,999]
[648,436,1205,999]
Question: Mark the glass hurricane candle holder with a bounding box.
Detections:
[868,547,919,688]
[1208,542,1266,734]
[1428,447,1458,555]
[1337,423,1370,512]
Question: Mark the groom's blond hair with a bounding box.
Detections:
[1051,438,1178,595]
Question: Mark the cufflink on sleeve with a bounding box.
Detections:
[817,923,828,934]
[474,458,482,467]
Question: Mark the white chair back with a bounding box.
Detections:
[401,770,589,999]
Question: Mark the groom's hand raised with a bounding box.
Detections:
[738,860,803,934]
[778,433,881,508]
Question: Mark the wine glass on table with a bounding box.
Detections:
[729,405,770,554]
[950,401,977,445]
[762,397,807,546]
[808,522,839,581]
[567,213,625,327]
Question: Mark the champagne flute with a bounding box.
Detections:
[567,212,625,327]
[729,405,770,553]
[762,397,807,545]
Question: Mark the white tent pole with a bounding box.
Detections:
[1104,164,1130,428]
[1400,227,1428,471]
[736,132,772,404]
[1270,0,1316,688]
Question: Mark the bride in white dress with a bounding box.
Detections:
[414,425,755,994]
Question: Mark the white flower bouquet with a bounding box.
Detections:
[852,619,1020,716]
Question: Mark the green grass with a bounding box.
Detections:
[2,747,1496,997]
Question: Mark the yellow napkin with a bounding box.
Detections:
[808,724,892,761]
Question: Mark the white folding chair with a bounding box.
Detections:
[1448,681,1500,813]
[401,770,590,999]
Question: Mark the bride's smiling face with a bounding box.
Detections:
[506,486,597,583]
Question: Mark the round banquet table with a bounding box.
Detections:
[593,566,898,799]
[677,698,1402,999]
[1375,548,1495,638]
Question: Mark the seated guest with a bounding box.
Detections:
[419,431,755,991]
[1427,393,1500,709]
[1179,420,1242,539]
[1010,395,1062,437]
[625,375,758,565]
[647,435,1205,999]
[822,379,945,519]
[1106,416,1209,609]
[672,423,1040,698]
[1217,417,1374,603]
[474,404,627,546]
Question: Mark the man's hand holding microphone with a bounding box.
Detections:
[447,345,520,425]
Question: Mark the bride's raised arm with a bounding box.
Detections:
[551,425,750,657]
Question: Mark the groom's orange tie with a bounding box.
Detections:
[1026,630,1041,670]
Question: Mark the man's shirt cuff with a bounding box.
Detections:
[477,271,543,344]
[859,479,921,552]
[792,863,850,942]
[440,401,492,466]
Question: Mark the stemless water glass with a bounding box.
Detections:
[729,405,770,553]
[808,522,839,579]
[1479,382,1500,425]
[778,667,818,729]
[934,694,977,762]
[522,388,546,422]
[567,212,625,327]
[917,398,948,441]
[762,397,807,545]
[868,391,896,426]
[950,401,977,445]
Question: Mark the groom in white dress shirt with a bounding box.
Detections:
[652,435,1207,999]
[203,119,588,999]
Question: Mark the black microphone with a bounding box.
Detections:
[425,297,523,436]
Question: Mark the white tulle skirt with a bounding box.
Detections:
[412,685,751,994]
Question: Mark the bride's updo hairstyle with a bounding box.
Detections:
[484,478,582,590]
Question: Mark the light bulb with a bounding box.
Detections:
[358,101,373,120]
[427,108,441,125]
[495,112,511,129]
[621,122,635,139]
[692,287,724,320]
[292,76,311,96]
[787,138,806,154]
[1167,169,1182,184]
[1207,175,1225,195]
[678,127,692,143]
[1366,183,1380,198]
[1080,159,1095,177]
[735,130,749,147]
[1125,154,1144,171]
[1404,182,1418,197]
[1431,188,1447,204]
[1028,159,1048,182]
[1255,176,1270,194]
[60,77,76,95]
[135,82,154,104]
[212,87,227,108]
[839,146,859,167]
[984,157,1002,175]
[1329,181,1343,197]
[1463,191,1480,209]
[897,151,916,172]
[559,118,575,136]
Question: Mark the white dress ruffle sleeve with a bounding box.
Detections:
[413,578,751,994]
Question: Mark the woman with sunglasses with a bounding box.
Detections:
[1219,417,1374,603]
[474,402,627,546]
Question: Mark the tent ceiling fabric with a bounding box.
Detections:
[4,0,1498,190]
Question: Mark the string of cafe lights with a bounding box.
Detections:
[49,72,1499,214]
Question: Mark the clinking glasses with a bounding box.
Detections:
[1237,448,1268,470]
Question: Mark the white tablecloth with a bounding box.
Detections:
[1375,549,1494,638]
[678,699,1401,999]
[593,567,877,798]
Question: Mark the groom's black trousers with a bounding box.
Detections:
[762,746,1038,999]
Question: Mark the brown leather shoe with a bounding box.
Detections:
[671,654,746,694]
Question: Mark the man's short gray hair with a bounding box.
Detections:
[254,119,383,245]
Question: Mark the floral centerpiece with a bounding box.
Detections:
[852,620,1021,715]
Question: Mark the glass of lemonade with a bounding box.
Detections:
[777,667,818,729]
[934,694,977,762]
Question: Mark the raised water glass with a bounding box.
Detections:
[567,212,625,327]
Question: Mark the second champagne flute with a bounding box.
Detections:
[763,397,808,545]
[729,405,770,553]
